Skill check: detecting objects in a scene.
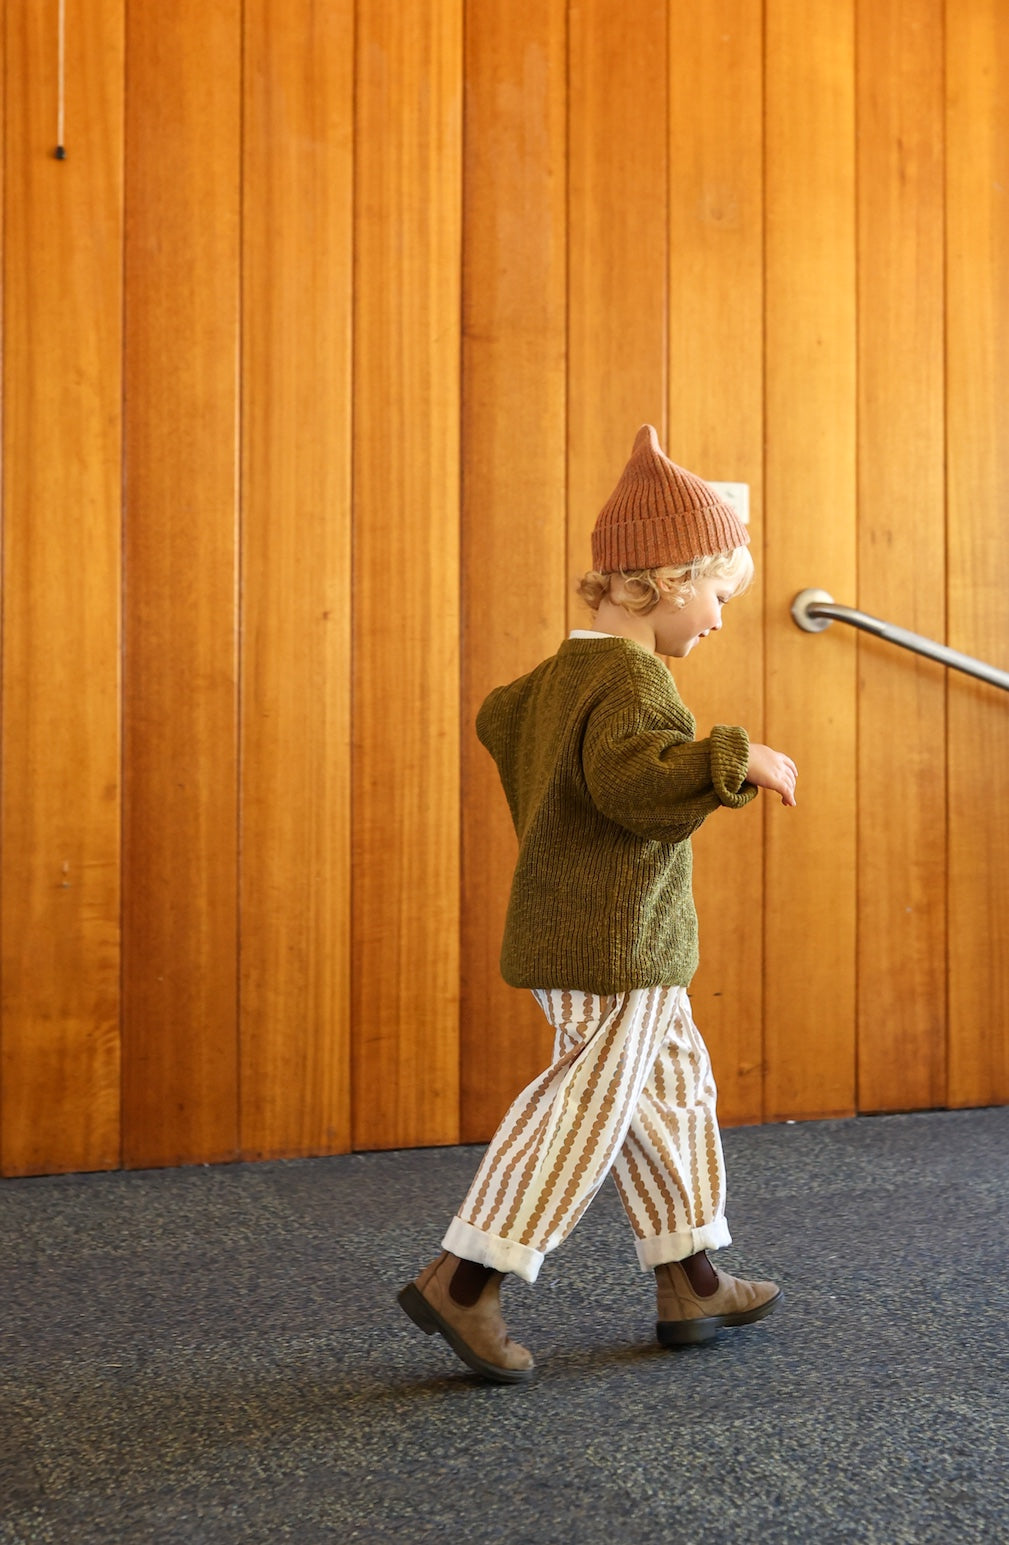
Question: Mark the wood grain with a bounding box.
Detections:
[3,3,1008,1180]
[764,0,858,1121]
[855,0,946,1112]
[945,0,1009,1108]
[238,0,354,1160]
[665,0,765,1126]
[459,0,569,1142]
[567,0,668,596]
[121,0,242,1167]
[1,0,123,1176]
[351,0,463,1150]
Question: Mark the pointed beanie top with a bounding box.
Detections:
[591,424,749,572]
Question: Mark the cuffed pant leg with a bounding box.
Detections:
[442,986,674,1283]
[610,989,732,1270]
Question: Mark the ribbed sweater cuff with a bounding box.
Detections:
[709,724,755,807]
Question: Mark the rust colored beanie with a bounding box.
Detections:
[591,424,750,572]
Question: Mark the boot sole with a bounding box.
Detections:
[656,1288,782,1347]
[397,1283,536,1385]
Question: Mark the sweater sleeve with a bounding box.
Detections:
[582,695,756,843]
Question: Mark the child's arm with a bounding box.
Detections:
[581,659,796,841]
[745,743,798,806]
[583,711,753,843]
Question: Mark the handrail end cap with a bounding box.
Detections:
[791,588,835,633]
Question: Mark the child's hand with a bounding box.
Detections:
[746,743,798,806]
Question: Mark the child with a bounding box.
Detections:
[399,425,798,1383]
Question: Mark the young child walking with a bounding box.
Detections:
[399,424,798,1383]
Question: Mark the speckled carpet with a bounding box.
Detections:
[2,1107,1007,1545]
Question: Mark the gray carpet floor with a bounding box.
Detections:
[2,1107,1007,1544]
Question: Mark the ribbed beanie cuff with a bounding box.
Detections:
[591,425,749,571]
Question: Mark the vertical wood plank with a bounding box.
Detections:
[352,0,463,1150]
[121,0,241,1167]
[666,0,765,1127]
[946,0,1009,1108]
[459,0,568,1143]
[239,0,354,1160]
[567,0,667,596]
[856,0,946,1112]
[1,0,124,1176]
[0,0,4,1162]
[764,0,858,1121]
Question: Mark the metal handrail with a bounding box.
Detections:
[791,589,1009,694]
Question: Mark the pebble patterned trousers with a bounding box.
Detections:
[442,984,731,1283]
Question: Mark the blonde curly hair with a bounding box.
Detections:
[576,544,753,615]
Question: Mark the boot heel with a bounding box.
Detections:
[398,1282,438,1334]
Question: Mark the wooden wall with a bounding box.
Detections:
[2,0,1007,1177]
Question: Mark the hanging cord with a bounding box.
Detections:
[55,0,67,159]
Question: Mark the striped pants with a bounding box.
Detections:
[442,985,731,1284]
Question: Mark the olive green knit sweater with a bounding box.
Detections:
[476,636,756,994]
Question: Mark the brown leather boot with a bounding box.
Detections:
[655,1260,782,1346]
[398,1252,535,1384]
